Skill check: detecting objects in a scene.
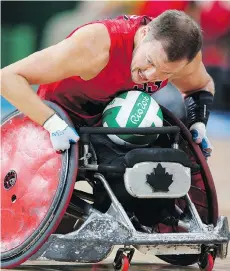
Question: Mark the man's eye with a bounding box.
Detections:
[147,59,152,64]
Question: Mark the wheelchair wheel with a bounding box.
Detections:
[1,102,79,269]
[156,107,218,267]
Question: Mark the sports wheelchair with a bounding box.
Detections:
[1,100,229,271]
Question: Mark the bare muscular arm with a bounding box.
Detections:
[170,51,215,96]
[1,23,111,125]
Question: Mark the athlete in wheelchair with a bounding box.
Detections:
[1,12,229,271]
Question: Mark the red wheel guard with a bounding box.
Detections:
[1,102,78,268]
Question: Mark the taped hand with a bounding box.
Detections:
[43,114,80,151]
[189,122,213,158]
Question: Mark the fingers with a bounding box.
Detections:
[50,126,80,152]
[68,127,80,143]
[43,114,80,151]
[191,131,213,158]
[189,123,213,158]
[190,122,205,144]
[52,138,71,152]
[200,136,213,157]
[190,129,202,144]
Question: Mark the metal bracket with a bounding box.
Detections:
[94,173,136,232]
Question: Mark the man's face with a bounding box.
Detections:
[131,35,188,84]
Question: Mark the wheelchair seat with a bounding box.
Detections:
[124,148,193,168]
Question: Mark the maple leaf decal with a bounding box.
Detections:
[146,164,173,192]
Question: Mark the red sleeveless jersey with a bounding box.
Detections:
[37,15,168,126]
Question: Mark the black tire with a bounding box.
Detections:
[155,107,218,267]
[157,254,199,267]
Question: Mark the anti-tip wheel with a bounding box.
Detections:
[199,253,214,271]
[121,255,130,271]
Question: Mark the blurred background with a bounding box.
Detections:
[1,1,230,213]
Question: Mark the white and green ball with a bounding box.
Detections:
[102,91,163,147]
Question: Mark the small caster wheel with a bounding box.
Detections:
[199,253,214,271]
[113,254,130,271]
[113,247,134,271]
[121,255,130,271]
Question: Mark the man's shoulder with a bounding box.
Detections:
[71,23,110,42]
[70,23,111,59]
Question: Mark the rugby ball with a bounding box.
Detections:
[102,91,163,147]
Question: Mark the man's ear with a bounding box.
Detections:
[141,26,150,39]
